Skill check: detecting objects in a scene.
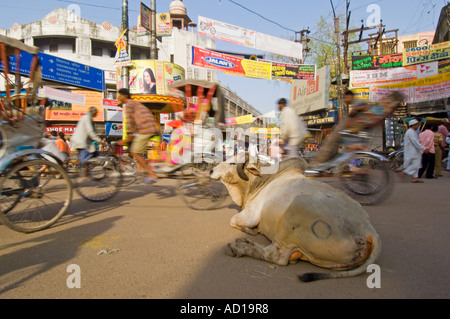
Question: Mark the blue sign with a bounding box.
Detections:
[0,51,105,91]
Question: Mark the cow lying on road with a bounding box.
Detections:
[210,154,381,282]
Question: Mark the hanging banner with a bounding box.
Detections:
[271,62,316,81]
[370,87,412,103]
[197,16,302,60]
[350,66,418,88]
[114,29,133,67]
[156,13,172,36]
[255,32,303,60]
[375,72,450,89]
[43,87,86,105]
[192,46,272,79]
[289,65,330,114]
[403,41,450,66]
[352,53,403,70]
[198,16,256,48]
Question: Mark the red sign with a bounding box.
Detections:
[192,46,245,76]
[45,126,77,135]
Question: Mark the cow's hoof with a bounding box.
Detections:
[235,238,252,244]
[223,243,238,257]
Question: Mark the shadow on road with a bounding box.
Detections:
[0,216,121,295]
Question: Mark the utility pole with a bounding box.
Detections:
[150,0,158,59]
[342,0,351,75]
[122,0,129,90]
[330,0,343,119]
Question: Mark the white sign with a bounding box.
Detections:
[198,16,256,48]
[350,67,418,88]
[198,16,302,60]
[289,65,330,114]
[43,86,86,105]
[416,61,439,79]
[255,32,303,61]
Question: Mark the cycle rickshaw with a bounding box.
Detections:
[0,35,121,233]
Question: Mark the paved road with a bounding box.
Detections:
[0,171,449,299]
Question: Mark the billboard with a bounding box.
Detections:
[289,65,330,114]
[403,41,450,66]
[117,60,185,97]
[192,46,272,80]
[197,16,302,60]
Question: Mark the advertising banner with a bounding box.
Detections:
[350,66,418,88]
[375,72,450,89]
[156,13,172,36]
[352,87,370,100]
[192,46,271,80]
[289,66,330,114]
[370,72,450,103]
[198,16,256,48]
[105,122,124,136]
[140,2,151,31]
[197,16,302,60]
[300,109,338,126]
[45,126,77,135]
[44,90,104,122]
[271,62,316,81]
[43,87,86,105]
[403,41,450,66]
[352,53,403,70]
[123,60,185,96]
[370,87,412,103]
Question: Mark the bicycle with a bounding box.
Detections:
[304,131,394,205]
[110,142,228,210]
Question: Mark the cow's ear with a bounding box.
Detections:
[246,162,261,176]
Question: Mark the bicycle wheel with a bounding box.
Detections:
[0,159,73,233]
[75,157,122,202]
[176,163,229,210]
[118,156,140,187]
[391,152,404,171]
[337,154,393,205]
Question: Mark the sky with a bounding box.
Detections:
[0,0,446,115]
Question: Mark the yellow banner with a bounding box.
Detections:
[235,114,253,124]
[403,41,450,66]
[352,87,370,100]
[376,72,450,89]
[250,127,280,134]
[240,59,272,79]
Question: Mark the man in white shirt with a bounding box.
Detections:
[70,107,102,175]
[278,98,308,159]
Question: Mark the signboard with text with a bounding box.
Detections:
[352,53,403,70]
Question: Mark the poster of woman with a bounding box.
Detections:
[142,67,157,94]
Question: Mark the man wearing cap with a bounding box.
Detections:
[277,98,308,159]
[402,119,427,183]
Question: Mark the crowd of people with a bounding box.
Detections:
[401,118,450,183]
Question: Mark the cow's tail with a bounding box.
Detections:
[298,232,381,282]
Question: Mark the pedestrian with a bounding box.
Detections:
[70,106,102,176]
[401,119,426,183]
[418,123,435,179]
[55,132,71,158]
[116,88,159,184]
[277,98,308,159]
[432,124,444,177]
[447,135,450,171]
[438,118,449,160]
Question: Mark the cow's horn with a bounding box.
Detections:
[237,162,249,181]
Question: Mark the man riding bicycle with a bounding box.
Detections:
[312,90,404,165]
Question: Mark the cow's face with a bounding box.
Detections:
[211,154,262,207]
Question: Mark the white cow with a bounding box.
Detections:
[211,154,381,282]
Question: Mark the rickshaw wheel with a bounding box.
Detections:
[0,159,73,233]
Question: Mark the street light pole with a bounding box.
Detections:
[150,0,157,59]
[330,0,343,119]
[122,0,129,89]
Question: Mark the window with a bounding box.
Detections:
[92,46,103,56]
[403,40,417,50]
[49,44,58,52]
